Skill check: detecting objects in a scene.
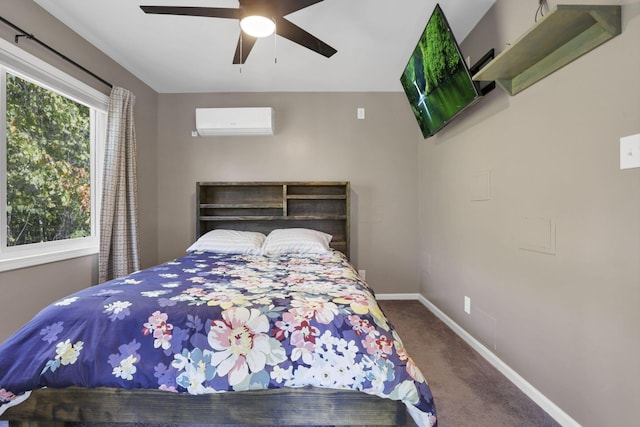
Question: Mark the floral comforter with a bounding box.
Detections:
[0,250,437,426]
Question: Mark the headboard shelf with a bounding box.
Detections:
[286,195,347,200]
[197,181,350,258]
[200,216,287,221]
[200,203,284,208]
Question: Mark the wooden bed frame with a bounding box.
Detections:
[0,182,419,427]
[1,387,417,426]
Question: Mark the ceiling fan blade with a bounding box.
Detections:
[140,6,239,20]
[233,34,258,64]
[276,0,325,16]
[275,18,337,58]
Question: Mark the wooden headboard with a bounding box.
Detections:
[196,182,350,258]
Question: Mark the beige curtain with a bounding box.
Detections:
[99,87,140,282]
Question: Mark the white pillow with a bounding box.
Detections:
[263,228,332,255]
[187,229,266,254]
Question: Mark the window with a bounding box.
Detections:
[0,38,108,271]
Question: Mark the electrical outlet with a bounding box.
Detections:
[358,269,366,280]
[464,296,471,314]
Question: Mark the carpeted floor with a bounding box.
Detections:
[378,299,560,427]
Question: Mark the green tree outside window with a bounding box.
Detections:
[5,73,91,246]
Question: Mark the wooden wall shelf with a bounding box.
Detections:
[472,5,621,95]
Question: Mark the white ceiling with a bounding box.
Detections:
[34,0,495,93]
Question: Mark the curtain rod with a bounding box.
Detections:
[0,16,113,89]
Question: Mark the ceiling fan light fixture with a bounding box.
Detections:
[240,15,275,38]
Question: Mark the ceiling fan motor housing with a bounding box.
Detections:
[239,0,276,21]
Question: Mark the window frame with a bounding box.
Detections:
[0,37,109,272]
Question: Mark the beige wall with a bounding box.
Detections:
[418,0,639,425]
[156,92,420,294]
[0,0,158,342]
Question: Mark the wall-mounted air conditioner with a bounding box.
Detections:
[195,107,274,136]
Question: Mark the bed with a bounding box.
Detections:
[0,182,437,427]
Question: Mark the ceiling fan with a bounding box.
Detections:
[140,0,337,64]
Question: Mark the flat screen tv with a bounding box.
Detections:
[400,4,480,138]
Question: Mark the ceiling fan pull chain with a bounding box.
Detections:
[239,31,243,73]
[274,23,277,64]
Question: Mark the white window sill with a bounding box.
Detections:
[0,246,98,273]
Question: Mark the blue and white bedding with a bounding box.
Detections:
[0,250,437,426]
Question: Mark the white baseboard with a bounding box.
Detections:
[377,293,580,427]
